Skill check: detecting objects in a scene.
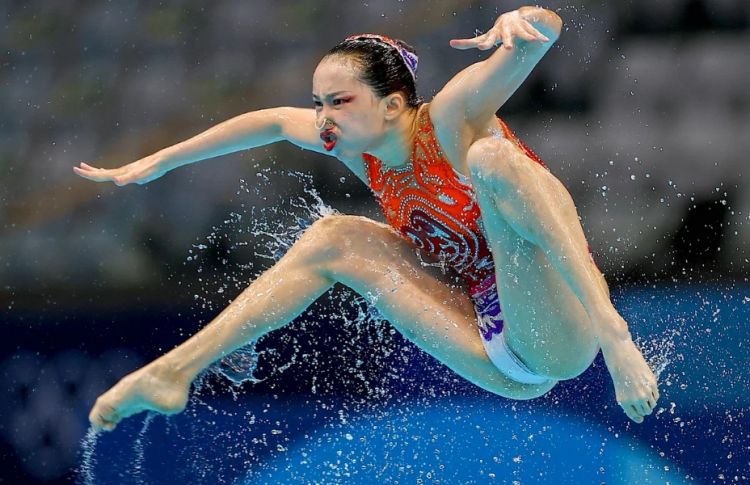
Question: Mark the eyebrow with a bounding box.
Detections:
[312,91,351,100]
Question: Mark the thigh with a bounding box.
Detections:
[320,215,555,399]
[468,145,600,379]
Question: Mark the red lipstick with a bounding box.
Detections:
[320,130,337,151]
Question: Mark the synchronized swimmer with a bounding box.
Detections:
[74,6,660,429]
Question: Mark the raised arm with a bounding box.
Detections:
[431,6,562,132]
[73,107,330,186]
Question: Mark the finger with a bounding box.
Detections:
[500,26,514,50]
[77,162,130,178]
[73,166,106,181]
[75,166,131,185]
[477,31,498,50]
[517,25,543,42]
[521,21,550,42]
[449,37,483,50]
[73,166,115,183]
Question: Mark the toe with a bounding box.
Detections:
[625,404,644,424]
[637,401,650,416]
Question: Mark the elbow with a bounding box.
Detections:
[255,108,285,139]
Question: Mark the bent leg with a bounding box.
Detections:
[467,138,601,379]
[466,136,659,422]
[90,214,555,431]
[312,216,556,399]
[468,137,620,339]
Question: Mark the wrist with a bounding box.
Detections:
[517,6,562,35]
[494,9,520,27]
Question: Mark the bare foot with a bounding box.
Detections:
[89,359,192,432]
[601,336,660,424]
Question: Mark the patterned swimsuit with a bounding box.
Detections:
[363,102,549,346]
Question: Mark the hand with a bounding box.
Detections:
[449,10,550,51]
[72,152,167,186]
[601,337,660,424]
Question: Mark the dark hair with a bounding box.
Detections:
[323,36,422,109]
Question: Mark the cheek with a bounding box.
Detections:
[342,114,373,138]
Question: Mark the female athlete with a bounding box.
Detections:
[74,6,660,429]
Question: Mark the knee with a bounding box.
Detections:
[298,214,355,260]
[466,137,526,190]
[297,214,389,265]
[545,343,600,381]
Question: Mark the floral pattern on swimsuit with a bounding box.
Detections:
[363,102,551,340]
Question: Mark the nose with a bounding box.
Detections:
[315,110,326,128]
[315,110,334,130]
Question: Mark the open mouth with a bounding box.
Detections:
[320,130,338,152]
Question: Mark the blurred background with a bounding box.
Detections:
[1,0,748,483]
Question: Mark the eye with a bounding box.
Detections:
[333,97,354,106]
[313,100,322,108]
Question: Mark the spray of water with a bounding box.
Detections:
[160,168,420,412]
[76,427,99,485]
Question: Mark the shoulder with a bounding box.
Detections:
[425,97,501,173]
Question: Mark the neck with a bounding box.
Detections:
[366,106,419,168]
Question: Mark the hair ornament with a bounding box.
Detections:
[345,33,418,81]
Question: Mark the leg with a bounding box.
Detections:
[466,136,659,423]
[90,214,555,431]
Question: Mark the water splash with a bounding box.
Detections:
[634,326,682,380]
[214,343,262,385]
[123,413,155,483]
[77,427,99,485]
[180,169,340,386]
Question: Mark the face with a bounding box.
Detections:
[312,57,385,158]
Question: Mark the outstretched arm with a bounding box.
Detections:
[72,107,327,186]
[432,6,562,131]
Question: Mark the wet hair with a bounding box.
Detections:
[323,36,423,109]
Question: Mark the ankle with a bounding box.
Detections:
[150,355,197,386]
[598,328,633,351]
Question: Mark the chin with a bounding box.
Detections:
[336,145,359,160]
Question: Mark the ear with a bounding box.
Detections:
[381,92,408,121]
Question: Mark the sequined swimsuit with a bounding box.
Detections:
[363,103,549,342]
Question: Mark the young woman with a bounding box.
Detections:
[75,6,659,430]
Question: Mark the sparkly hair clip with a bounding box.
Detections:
[345,33,418,82]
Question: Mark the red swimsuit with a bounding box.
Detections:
[363,103,548,292]
[363,103,600,384]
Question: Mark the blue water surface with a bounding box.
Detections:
[83,282,749,484]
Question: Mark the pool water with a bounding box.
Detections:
[77,281,749,484]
